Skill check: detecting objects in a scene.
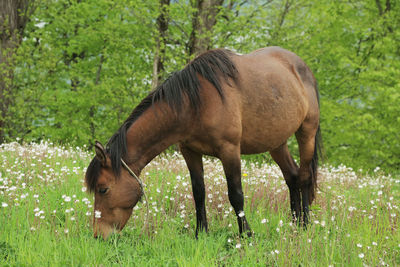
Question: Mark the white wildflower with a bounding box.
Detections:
[348,206,356,212]
[95,210,101,219]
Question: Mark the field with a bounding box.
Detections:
[0,141,399,266]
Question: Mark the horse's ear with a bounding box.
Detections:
[94,141,107,166]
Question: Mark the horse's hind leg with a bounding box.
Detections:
[295,120,319,225]
[180,146,208,238]
[219,143,252,237]
[270,143,301,222]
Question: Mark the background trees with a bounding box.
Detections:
[1,0,399,173]
[0,0,36,142]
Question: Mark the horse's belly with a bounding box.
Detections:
[240,124,298,154]
[239,99,306,154]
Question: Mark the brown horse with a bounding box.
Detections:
[85,46,322,239]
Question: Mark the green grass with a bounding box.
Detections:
[0,141,399,266]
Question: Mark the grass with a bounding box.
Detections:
[0,141,399,266]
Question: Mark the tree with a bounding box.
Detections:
[152,0,170,89]
[187,0,224,57]
[0,0,36,142]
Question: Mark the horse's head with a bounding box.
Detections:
[85,142,142,239]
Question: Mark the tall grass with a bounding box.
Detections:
[0,141,399,266]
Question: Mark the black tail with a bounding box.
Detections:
[309,124,323,204]
[309,82,323,204]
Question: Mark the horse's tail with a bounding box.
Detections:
[310,84,323,204]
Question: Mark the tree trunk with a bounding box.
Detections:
[0,0,35,142]
[152,0,170,89]
[187,0,224,58]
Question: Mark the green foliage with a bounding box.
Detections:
[3,0,400,172]
[8,0,157,145]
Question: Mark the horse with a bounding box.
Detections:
[85,46,322,239]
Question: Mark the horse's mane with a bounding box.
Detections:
[85,49,238,192]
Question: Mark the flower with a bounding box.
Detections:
[238,211,245,218]
[235,243,241,249]
[348,206,356,212]
[64,196,71,202]
[1,202,8,207]
[95,210,101,219]
[261,218,267,224]
[358,253,364,259]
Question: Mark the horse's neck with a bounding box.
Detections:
[125,102,186,174]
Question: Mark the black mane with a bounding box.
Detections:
[85,49,238,192]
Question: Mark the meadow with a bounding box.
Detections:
[0,141,399,266]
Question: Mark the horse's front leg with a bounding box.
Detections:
[180,146,207,238]
[219,144,252,237]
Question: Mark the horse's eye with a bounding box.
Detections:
[98,188,108,194]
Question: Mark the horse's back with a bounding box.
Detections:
[231,47,319,154]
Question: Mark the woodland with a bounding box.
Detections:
[1,0,399,173]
